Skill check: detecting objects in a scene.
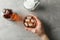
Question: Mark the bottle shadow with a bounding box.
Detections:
[31,4,46,12]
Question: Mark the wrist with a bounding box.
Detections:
[36,29,45,36]
[36,31,49,40]
[40,34,49,40]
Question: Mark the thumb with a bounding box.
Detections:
[25,27,36,33]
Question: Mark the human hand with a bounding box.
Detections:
[25,14,45,36]
[24,14,49,40]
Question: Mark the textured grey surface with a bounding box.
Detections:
[0,0,60,40]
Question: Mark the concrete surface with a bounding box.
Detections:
[0,0,60,40]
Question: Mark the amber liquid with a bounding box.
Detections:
[11,13,23,22]
[3,13,12,19]
[3,13,23,22]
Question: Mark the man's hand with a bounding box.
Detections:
[25,14,45,36]
[25,14,49,40]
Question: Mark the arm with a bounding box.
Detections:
[25,14,50,40]
[40,34,49,40]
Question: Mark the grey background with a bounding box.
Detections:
[0,0,60,40]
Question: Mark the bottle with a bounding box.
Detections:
[3,9,22,22]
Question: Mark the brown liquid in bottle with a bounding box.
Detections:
[3,14,12,19]
[11,13,23,22]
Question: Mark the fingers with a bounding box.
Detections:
[29,14,41,25]
[25,27,36,33]
[29,14,42,29]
